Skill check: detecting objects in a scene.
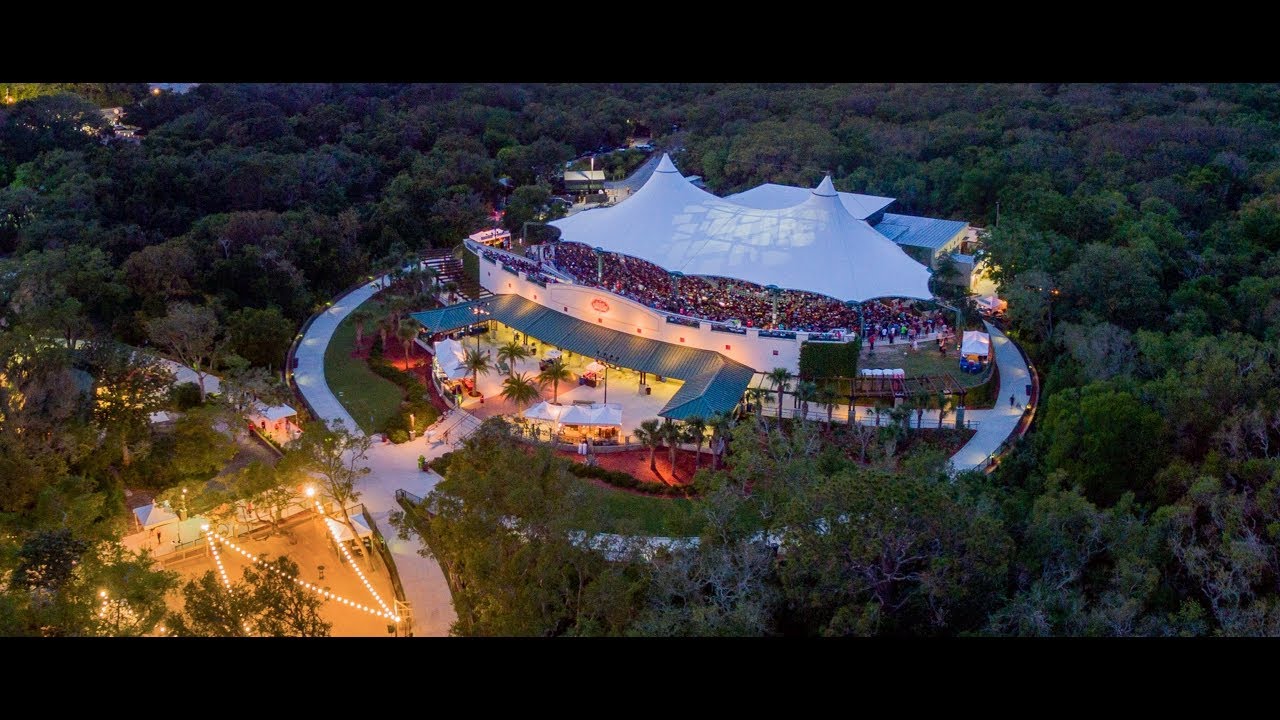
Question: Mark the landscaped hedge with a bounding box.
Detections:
[429,450,459,476]
[799,337,863,379]
[567,463,694,498]
[368,358,440,439]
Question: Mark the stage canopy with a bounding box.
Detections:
[549,155,933,302]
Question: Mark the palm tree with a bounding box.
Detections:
[461,347,492,394]
[634,419,662,474]
[384,295,411,330]
[536,358,573,403]
[937,391,951,430]
[795,379,818,422]
[910,391,929,431]
[706,411,733,471]
[350,309,373,349]
[443,281,460,304]
[397,319,419,366]
[376,316,395,353]
[816,385,840,430]
[497,339,532,377]
[424,266,441,296]
[766,367,792,423]
[499,372,540,412]
[681,416,708,471]
[659,418,682,476]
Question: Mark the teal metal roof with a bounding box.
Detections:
[411,295,754,419]
[875,213,968,251]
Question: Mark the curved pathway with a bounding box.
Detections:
[947,321,1031,472]
[294,271,459,636]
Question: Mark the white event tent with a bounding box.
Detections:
[550,154,933,302]
[433,338,469,380]
[961,330,991,359]
[523,401,622,427]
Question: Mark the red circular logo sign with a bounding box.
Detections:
[591,298,610,313]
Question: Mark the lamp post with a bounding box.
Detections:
[597,351,619,405]
[470,302,491,353]
[766,285,780,327]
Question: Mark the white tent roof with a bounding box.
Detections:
[523,401,570,423]
[725,183,896,220]
[134,502,179,530]
[523,401,622,426]
[550,155,933,302]
[149,410,178,424]
[253,403,296,422]
[962,330,991,357]
[584,360,605,373]
[544,349,562,360]
[433,338,469,380]
[561,403,623,426]
[158,359,221,395]
[328,513,373,542]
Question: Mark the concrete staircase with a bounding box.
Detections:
[422,248,491,302]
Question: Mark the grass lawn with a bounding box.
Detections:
[460,244,479,284]
[860,342,992,389]
[323,300,402,434]
[574,480,706,536]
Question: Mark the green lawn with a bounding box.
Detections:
[323,300,402,434]
[460,244,479,284]
[574,481,705,536]
[860,342,993,389]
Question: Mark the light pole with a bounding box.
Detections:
[470,303,491,353]
[597,351,619,405]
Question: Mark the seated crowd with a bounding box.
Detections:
[482,248,553,285]
[547,242,946,335]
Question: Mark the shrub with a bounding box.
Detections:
[566,462,693,497]
[389,429,409,444]
[171,382,203,410]
[369,335,384,359]
[430,450,459,476]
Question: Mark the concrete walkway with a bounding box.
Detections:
[948,321,1030,472]
[294,280,383,435]
[293,270,459,636]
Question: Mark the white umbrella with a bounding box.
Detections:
[584,360,605,373]
[544,349,562,360]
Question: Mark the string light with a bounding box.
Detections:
[205,528,401,622]
[209,535,233,589]
[317,500,396,618]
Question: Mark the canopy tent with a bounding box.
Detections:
[725,182,895,220]
[961,330,991,359]
[584,360,606,373]
[544,349,562,360]
[523,401,622,427]
[134,502,179,530]
[433,338,469,380]
[252,403,296,423]
[328,513,373,542]
[550,155,933,303]
[523,401,571,423]
[158,358,221,396]
[976,295,1007,313]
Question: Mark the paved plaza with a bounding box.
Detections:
[165,513,401,637]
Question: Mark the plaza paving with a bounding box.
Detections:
[165,513,400,637]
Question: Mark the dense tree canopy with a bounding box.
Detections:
[7,82,1280,634]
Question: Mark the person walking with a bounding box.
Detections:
[443,428,451,446]
[1009,394,1015,408]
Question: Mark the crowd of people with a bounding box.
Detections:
[546,242,944,335]
[482,248,553,285]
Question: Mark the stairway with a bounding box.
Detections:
[422,248,491,302]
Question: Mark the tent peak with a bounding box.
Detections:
[813,175,838,197]
[654,153,680,174]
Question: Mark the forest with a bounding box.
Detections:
[5,82,1280,635]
